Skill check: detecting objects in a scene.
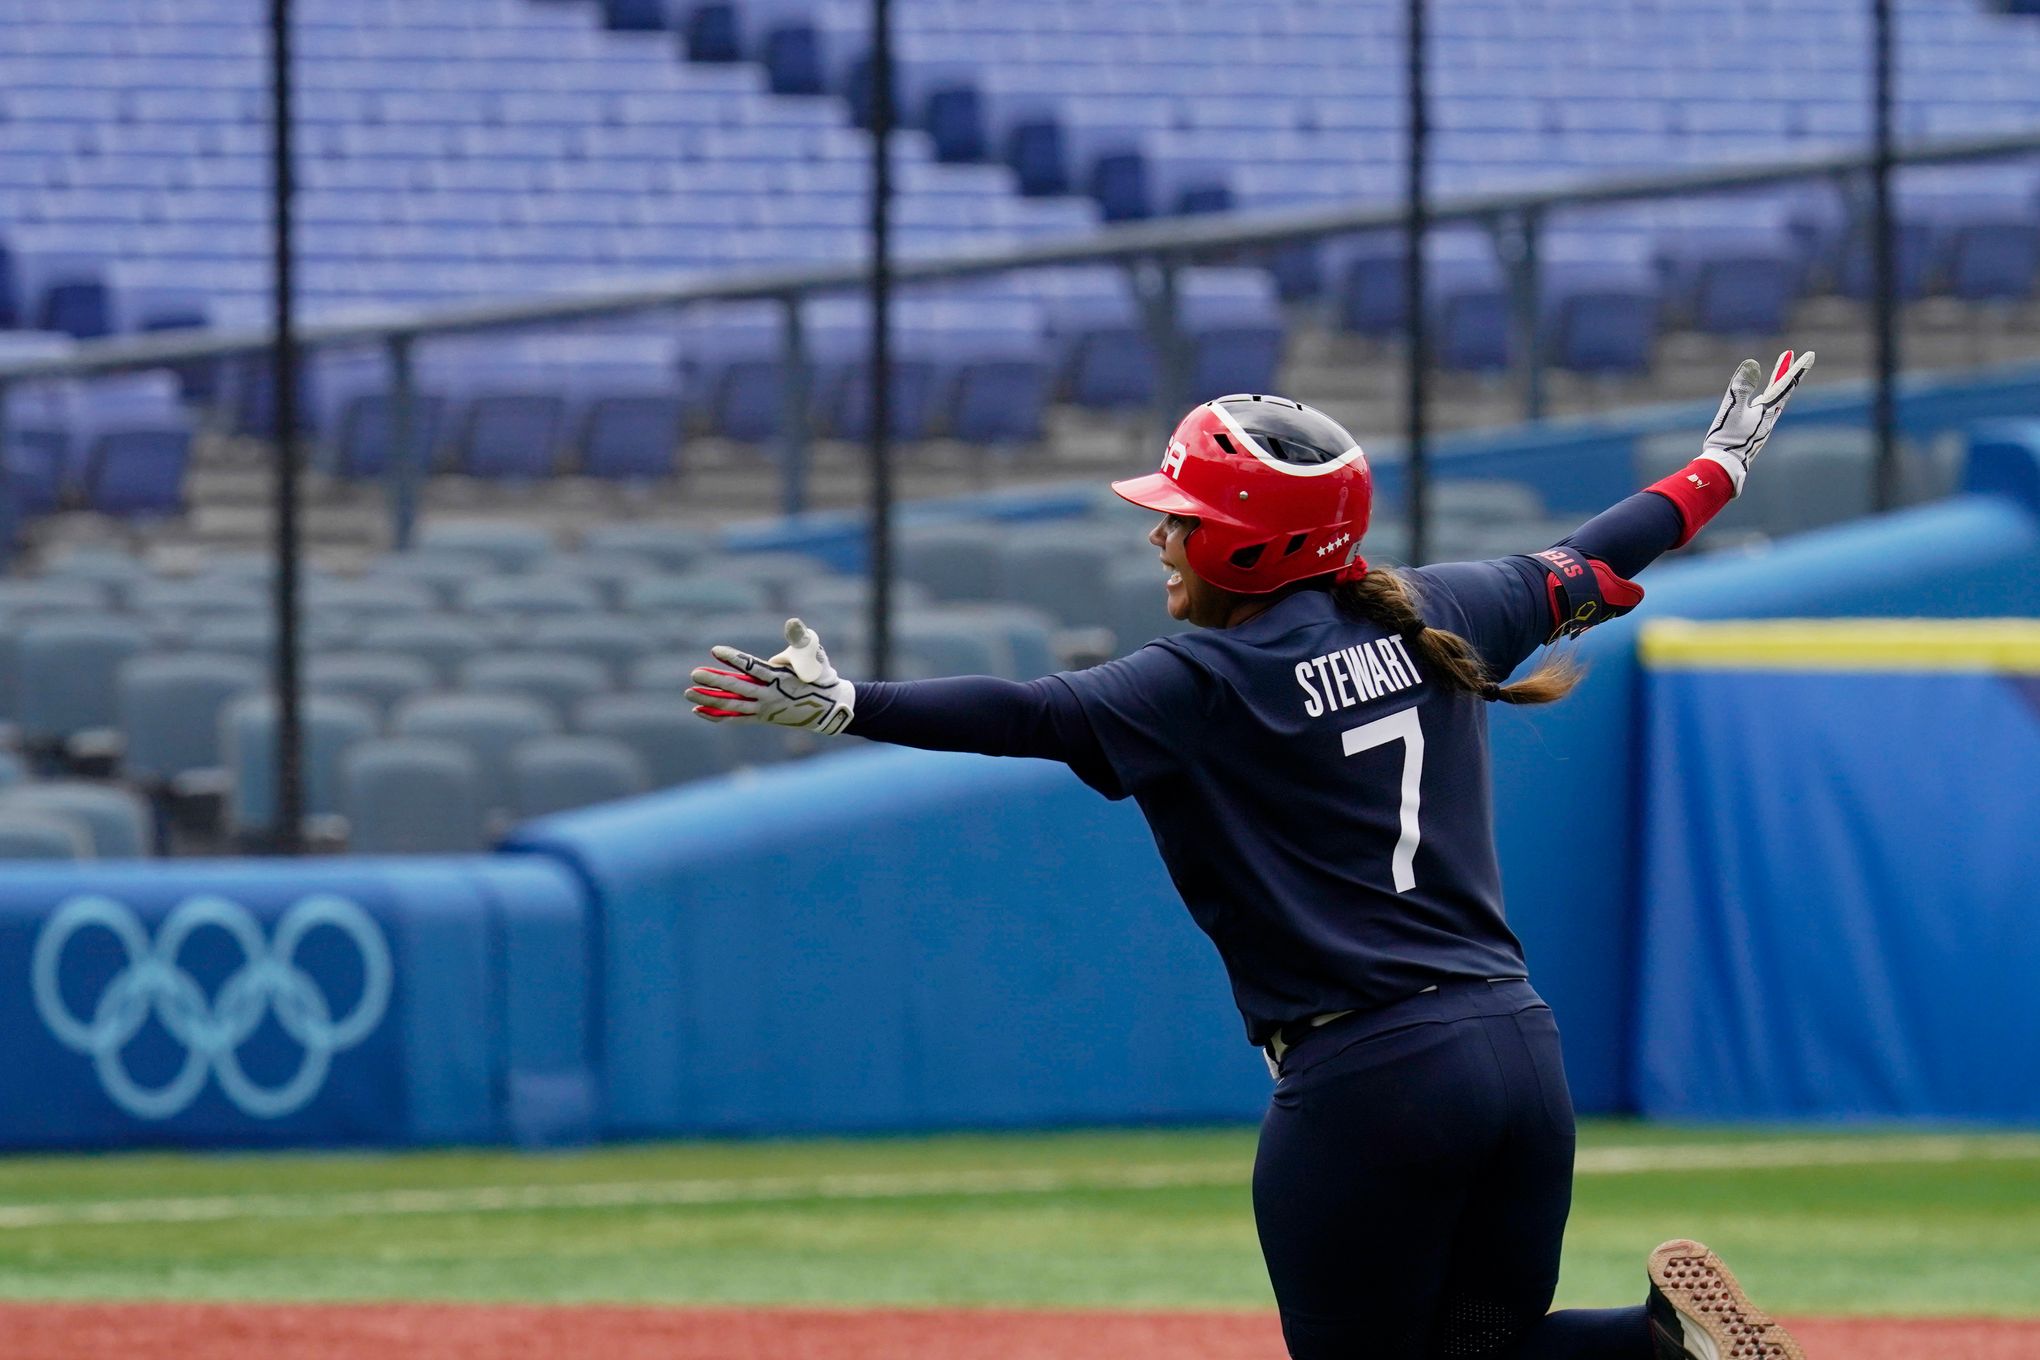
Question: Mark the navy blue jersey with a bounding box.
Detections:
[1055,562,1547,1042]
[849,490,1685,1046]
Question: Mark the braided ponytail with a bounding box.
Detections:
[1332,570,1580,706]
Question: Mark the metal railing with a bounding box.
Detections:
[5,127,2038,847]
[5,129,2038,527]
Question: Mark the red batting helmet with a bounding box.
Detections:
[1110,393,1372,595]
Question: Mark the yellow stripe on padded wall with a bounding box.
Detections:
[1639,619,2040,673]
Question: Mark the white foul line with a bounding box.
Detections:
[1,1136,2035,1232]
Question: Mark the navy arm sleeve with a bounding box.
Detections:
[1408,488,1688,680]
[850,643,1210,802]
[1552,490,1684,580]
[849,674,1122,796]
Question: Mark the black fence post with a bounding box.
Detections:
[269,0,305,854]
[1404,0,1431,565]
[867,0,895,680]
[1870,0,1900,509]
[1139,258,1187,439]
[388,334,419,551]
[1502,209,1546,423]
[0,380,13,571]
[778,298,811,517]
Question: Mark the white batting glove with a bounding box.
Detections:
[686,617,856,735]
[1698,348,1816,496]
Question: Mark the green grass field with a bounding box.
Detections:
[2,1123,2036,1317]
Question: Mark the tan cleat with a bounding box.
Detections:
[1646,1239,1806,1360]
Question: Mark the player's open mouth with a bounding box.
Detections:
[1164,571,1182,587]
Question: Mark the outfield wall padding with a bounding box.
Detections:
[0,857,594,1150]
[1634,620,2040,1121]
[1486,494,2040,1111]
[506,748,1271,1136]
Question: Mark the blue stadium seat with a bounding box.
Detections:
[578,522,710,572]
[450,392,568,480]
[357,614,499,683]
[392,690,560,799]
[460,574,605,619]
[83,426,190,518]
[305,651,439,721]
[676,610,795,662]
[509,734,650,818]
[1539,238,1663,375]
[220,692,378,840]
[0,576,111,617]
[331,393,449,480]
[0,781,152,858]
[527,614,661,681]
[995,523,1124,630]
[118,650,266,788]
[1657,222,1803,335]
[17,615,147,751]
[304,577,439,623]
[627,651,706,696]
[459,651,612,723]
[897,522,1005,603]
[1181,269,1286,400]
[341,736,487,853]
[576,393,686,479]
[417,521,557,573]
[622,572,771,616]
[575,691,731,786]
[0,810,92,860]
[363,550,496,609]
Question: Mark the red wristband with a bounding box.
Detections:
[1646,458,1736,548]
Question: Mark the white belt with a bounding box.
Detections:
[1263,985,1440,1078]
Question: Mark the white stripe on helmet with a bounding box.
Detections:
[1207,400,1367,479]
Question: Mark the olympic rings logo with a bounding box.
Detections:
[30,894,393,1121]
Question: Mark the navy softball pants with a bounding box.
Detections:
[1252,980,1650,1359]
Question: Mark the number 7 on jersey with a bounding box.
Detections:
[1342,708,1424,893]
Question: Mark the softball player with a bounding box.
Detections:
[688,351,1816,1360]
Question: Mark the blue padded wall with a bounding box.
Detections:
[1489,493,2040,1111]
[0,856,594,1150]
[1636,633,2040,1121]
[507,747,1270,1137]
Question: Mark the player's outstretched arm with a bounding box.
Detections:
[685,616,1124,787]
[1533,348,1816,637]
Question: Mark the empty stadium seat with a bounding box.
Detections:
[356,614,499,683]
[897,522,1005,603]
[509,734,650,818]
[0,780,151,858]
[117,650,266,787]
[392,691,559,800]
[364,549,497,608]
[418,521,556,572]
[460,574,605,618]
[305,650,439,720]
[1103,557,1190,655]
[622,572,772,616]
[16,614,147,750]
[628,651,705,696]
[304,576,440,622]
[995,522,1125,630]
[459,651,612,721]
[527,614,661,681]
[578,523,711,572]
[575,691,731,786]
[341,736,487,853]
[548,552,664,610]
[220,691,378,840]
[0,809,92,860]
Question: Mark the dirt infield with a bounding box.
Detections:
[6,1303,2037,1360]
